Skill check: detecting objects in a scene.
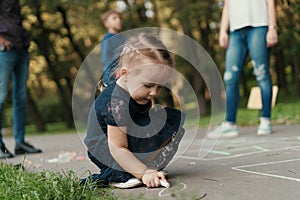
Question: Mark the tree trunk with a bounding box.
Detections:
[192,73,208,116]
[240,70,249,98]
[35,3,74,128]
[56,5,85,61]
[293,57,300,96]
[274,50,289,94]
[26,90,46,132]
[175,0,208,116]
[157,87,175,107]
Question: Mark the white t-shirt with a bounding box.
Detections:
[228,0,268,31]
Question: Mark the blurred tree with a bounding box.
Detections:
[267,0,300,96]
[14,0,299,131]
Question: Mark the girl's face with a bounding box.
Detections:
[124,64,171,105]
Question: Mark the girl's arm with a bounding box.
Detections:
[266,0,278,47]
[107,125,166,188]
[219,0,229,48]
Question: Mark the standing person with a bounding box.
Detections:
[83,33,185,188]
[100,10,126,86]
[208,0,278,138]
[0,0,42,159]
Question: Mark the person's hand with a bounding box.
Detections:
[0,35,12,51]
[219,31,229,49]
[142,169,167,188]
[266,29,278,48]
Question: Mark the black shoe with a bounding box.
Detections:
[14,163,25,170]
[15,141,42,155]
[0,143,14,159]
[80,174,109,187]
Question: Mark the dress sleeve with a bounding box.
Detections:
[103,95,130,127]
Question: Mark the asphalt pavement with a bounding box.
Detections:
[1,124,300,200]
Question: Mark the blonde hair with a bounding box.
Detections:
[118,33,174,73]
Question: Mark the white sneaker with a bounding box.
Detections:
[110,178,142,189]
[257,117,272,135]
[207,122,239,139]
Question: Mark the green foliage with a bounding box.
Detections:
[0,163,115,200]
[26,122,76,135]
[3,96,64,128]
[10,0,300,129]
[196,88,300,127]
[36,96,65,123]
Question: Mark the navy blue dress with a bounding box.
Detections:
[85,81,185,182]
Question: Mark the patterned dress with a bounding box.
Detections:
[85,81,185,182]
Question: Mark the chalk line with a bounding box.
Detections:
[180,145,300,161]
[232,158,300,183]
[208,150,231,156]
[158,182,187,197]
[252,145,269,151]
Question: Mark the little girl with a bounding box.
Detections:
[83,33,185,188]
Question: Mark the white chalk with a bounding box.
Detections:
[160,180,170,188]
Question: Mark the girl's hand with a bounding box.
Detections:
[219,31,229,49]
[142,169,167,188]
[266,28,278,47]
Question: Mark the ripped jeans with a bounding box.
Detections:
[224,26,272,123]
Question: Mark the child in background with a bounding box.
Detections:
[100,10,126,86]
[83,33,185,189]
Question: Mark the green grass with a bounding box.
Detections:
[0,163,115,200]
[26,122,76,135]
[185,93,300,127]
[3,122,76,137]
[0,163,201,200]
[235,99,300,126]
[236,91,300,126]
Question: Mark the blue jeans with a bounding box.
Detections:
[0,48,29,144]
[224,26,272,123]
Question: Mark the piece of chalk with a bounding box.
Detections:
[160,180,170,188]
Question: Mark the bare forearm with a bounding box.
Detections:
[220,0,229,34]
[266,0,277,28]
[265,0,278,47]
[109,143,148,180]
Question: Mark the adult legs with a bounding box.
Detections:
[0,49,41,156]
[0,51,17,158]
[224,30,248,123]
[0,51,16,144]
[12,49,29,143]
[247,27,272,119]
